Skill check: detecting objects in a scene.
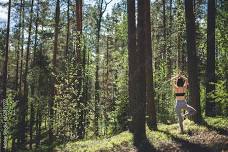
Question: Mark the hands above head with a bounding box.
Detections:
[181,75,188,80]
[171,74,180,80]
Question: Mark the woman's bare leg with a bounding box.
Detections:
[183,104,196,117]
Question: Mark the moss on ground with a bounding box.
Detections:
[55,117,228,152]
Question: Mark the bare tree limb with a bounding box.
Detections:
[101,0,113,15]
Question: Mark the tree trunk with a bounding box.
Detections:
[162,0,166,60]
[94,0,109,137]
[65,0,70,57]
[184,0,201,123]
[19,0,25,94]
[20,0,34,147]
[35,99,41,148]
[29,1,40,148]
[12,1,24,148]
[145,0,157,131]
[33,0,39,61]
[76,0,85,139]
[0,0,11,151]
[15,37,20,91]
[94,15,101,138]
[49,0,60,147]
[167,0,172,78]
[127,0,136,133]
[29,100,34,149]
[132,0,147,146]
[82,44,87,138]
[205,0,216,117]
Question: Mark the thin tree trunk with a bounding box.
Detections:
[29,1,40,148]
[19,0,25,94]
[49,0,60,147]
[65,0,70,57]
[15,39,20,91]
[21,0,34,147]
[205,0,216,117]
[33,0,39,61]
[29,99,34,149]
[82,44,87,138]
[94,13,101,138]
[1,0,11,151]
[184,0,201,123]
[76,0,85,139]
[127,0,136,133]
[12,1,24,149]
[145,0,157,131]
[94,0,110,137]
[167,0,172,78]
[35,98,41,148]
[162,0,166,60]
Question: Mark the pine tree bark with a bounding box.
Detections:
[35,98,41,148]
[75,0,85,139]
[162,0,167,60]
[19,0,25,94]
[127,0,136,133]
[184,0,201,123]
[205,0,216,117]
[15,36,20,91]
[33,0,39,61]
[145,0,157,131]
[167,0,172,78]
[132,0,147,146]
[65,0,70,57]
[94,3,102,137]
[0,0,11,151]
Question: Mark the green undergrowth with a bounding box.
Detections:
[204,116,228,130]
[147,119,206,146]
[55,117,227,152]
[56,132,133,152]
[56,120,203,152]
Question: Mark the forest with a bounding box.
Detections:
[0,0,227,151]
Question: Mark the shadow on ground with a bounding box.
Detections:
[202,119,228,136]
[134,138,157,152]
[158,130,212,152]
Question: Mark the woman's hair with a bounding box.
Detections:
[177,77,185,87]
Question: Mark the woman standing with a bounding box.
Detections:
[172,74,196,133]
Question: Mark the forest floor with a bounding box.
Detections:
[55,117,228,152]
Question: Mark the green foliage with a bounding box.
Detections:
[0,92,17,150]
[215,5,228,116]
[58,118,228,151]
[204,116,228,130]
[212,81,228,116]
[154,61,176,124]
[58,132,133,152]
[54,59,82,140]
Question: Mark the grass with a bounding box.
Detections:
[56,117,228,152]
[9,117,227,152]
[56,132,133,152]
[204,116,228,130]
